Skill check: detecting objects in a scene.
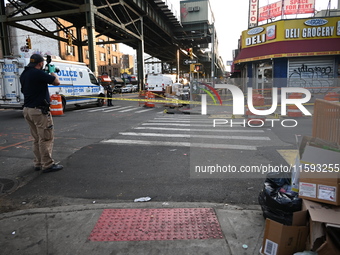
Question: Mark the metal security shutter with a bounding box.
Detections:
[288,57,335,93]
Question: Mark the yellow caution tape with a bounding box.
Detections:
[69,95,315,107]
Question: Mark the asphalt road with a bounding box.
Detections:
[0,94,313,212]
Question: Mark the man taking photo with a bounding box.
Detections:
[20,54,63,173]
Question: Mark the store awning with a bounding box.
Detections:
[113,77,124,83]
[234,38,340,64]
[101,76,112,82]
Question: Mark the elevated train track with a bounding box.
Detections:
[0,0,225,84]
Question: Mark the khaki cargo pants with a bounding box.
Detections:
[23,107,55,170]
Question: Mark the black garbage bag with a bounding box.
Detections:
[258,172,302,225]
[265,171,291,187]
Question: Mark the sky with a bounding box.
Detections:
[120,0,338,67]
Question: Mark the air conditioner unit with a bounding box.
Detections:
[193,6,200,12]
[188,7,194,12]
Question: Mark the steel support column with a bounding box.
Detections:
[136,16,145,90]
[85,0,97,75]
[0,1,10,56]
[76,26,84,62]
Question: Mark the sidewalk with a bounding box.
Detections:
[0,201,265,255]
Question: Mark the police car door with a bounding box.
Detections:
[74,66,100,104]
[50,63,74,105]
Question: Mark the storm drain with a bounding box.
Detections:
[89,208,224,241]
[0,178,17,193]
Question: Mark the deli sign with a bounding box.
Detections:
[243,17,340,48]
[285,19,335,39]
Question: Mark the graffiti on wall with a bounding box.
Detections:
[289,63,334,93]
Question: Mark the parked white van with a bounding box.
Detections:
[0,56,105,110]
[145,74,176,94]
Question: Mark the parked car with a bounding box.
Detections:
[113,85,122,93]
[132,85,138,92]
[121,85,132,93]
[129,76,138,85]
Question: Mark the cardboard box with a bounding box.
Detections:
[261,211,308,255]
[298,136,340,166]
[303,200,340,253]
[299,178,340,205]
[297,136,340,205]
[317,232,340,255]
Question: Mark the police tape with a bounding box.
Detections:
[73,95,200,105]
[70,95,315,107]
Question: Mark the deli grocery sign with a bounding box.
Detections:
[243,17,340,48]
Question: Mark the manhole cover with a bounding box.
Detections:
[89,208,223,242]
[0,178,17,193]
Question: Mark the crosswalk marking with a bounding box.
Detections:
[146,120,213,123]
[101,139,257,150]
[71,105,156,114]
[135,108,155,113]
[102,106,123,112]
[134,127,265,133]
[103,106,134,112]
[142,123,212,127]
[154,116,207,119]
[88,108,107,112]
[119,132,270,140]
[92,109,280,150]
[119,107,142,112]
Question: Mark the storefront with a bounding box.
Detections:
[233,16,340,94]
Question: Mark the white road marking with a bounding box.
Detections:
[135,108,155,113]
[142,123,213,127]
[134,127,265,133]
[119,107,141,112]
[119,132,270,140]
[101,139,257,150]
[102,106,133,112]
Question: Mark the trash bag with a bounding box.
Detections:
[258,172,302,225]
[265,171,291,187]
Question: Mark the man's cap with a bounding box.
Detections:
[27,54,44,67]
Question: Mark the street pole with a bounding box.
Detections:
[211,23,215,87]
[85,0,98,76]
[177,49,180,83]
[190,70,194,110]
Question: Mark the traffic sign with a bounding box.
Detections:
[183,59,198,65]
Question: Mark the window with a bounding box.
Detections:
[112,44,117,51]
[113,56,118,64]
[85,50,89,59]
[89,73,99,85]
[98,39,104,48]
[66,45,74,56]
[100,53,106,61]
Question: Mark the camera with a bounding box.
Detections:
[44,55,60,74]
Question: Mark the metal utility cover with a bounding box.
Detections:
[89,208,223,241]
